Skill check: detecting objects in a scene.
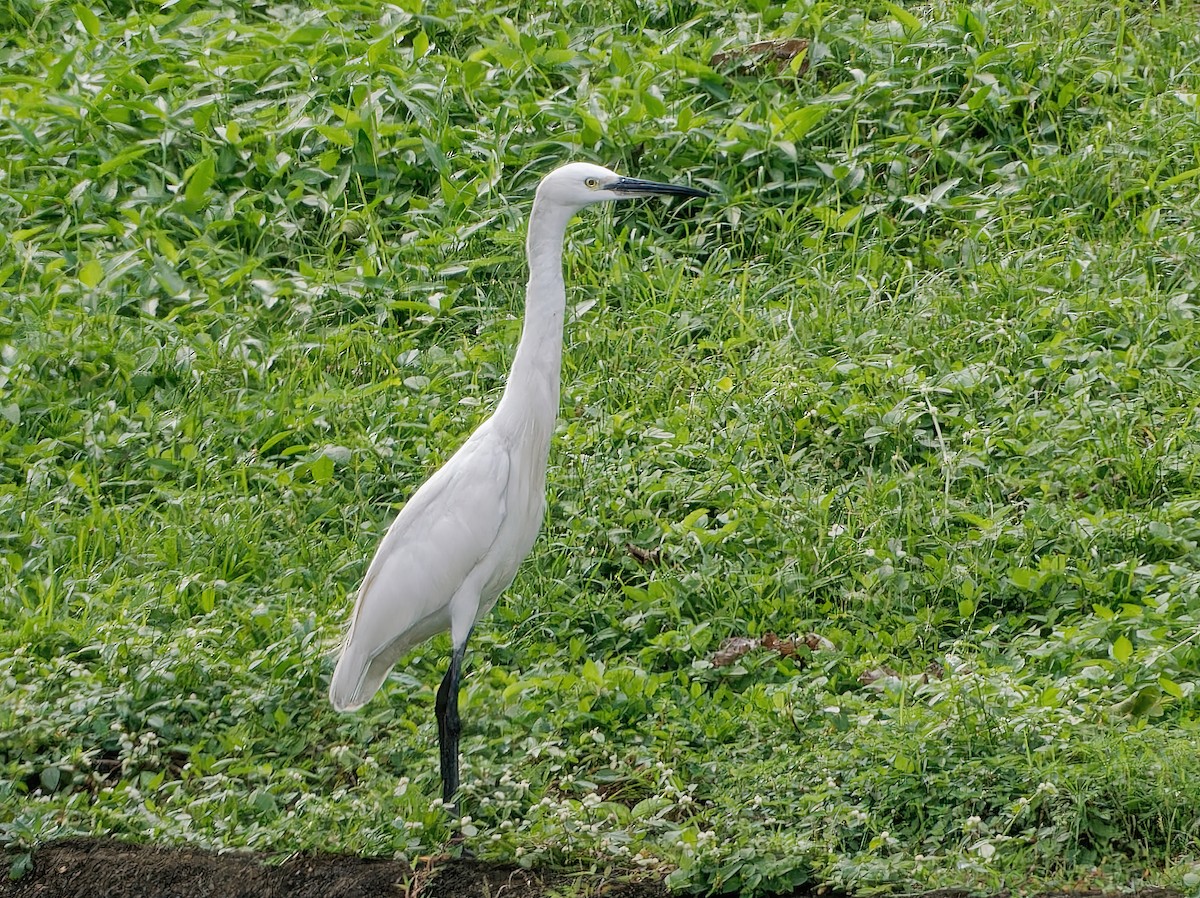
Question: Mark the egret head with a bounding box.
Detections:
[536,162,707,212]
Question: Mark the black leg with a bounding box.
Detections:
[435,642,467,811]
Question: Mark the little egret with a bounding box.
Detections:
[328,162,706,808]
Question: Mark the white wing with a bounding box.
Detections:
[328,428,511,711]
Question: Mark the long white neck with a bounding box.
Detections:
[494,194,574,430]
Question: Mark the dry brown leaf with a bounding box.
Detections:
[711,631,834,667]
[803,632,836,652]
[858,665,901,686]
[761,631,796,656]
[624,542,662,567]
[709,38,810,75]
[711,636,758,668]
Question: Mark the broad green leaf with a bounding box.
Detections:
[1008,567,1040,590]
[1159,676,1183,699]
[810,206,841,228]
[315,124,354,147]
[631,796,672,820]
[783,105,827,142]
[73,4,99,36]
[156,233,180,264]
[13,225,49,241]
[542,48,576,65]
[1156,677,1185,696]
[9,851,33,881]
[1111,635,1133,664]
[40,767,61,792]
[46,47,77,89]
[310,454,334,484]
[581,658,604,686]
[1115,684,1161,717]
[579,111,603,145]
[958,7,986,46]
[181,155,215,213]
[497,17,520,44]
[97,145,151,177]
[78,259,103,288]
[886,2,921,33]
[412,29,429,58]
[837,205,865,229]
[258,430,297,455]
[967,84,993,111]
[366,39,385,65]
[788,45,809,74]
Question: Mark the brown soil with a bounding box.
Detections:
[0,839,1187,898]
[0,838,670,898]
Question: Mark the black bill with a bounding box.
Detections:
[607,176,708,199]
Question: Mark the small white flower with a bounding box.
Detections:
[828,523,847,538]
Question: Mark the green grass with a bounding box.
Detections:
[3,0,1200,894]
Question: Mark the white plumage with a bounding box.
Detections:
[328,161,706,807]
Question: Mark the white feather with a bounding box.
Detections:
[325,162,706,782]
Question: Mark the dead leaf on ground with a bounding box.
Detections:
[860,661,949,689]
[858,665,901,687]
[760,632,796,657]
[710,631,834,667]
[711,636,758,667]
[709,38,810,75]
[625,543,662,567]
[805,632,836,652]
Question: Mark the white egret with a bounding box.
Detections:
[328,161,707,809]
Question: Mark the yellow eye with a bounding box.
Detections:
[585,177,599,189]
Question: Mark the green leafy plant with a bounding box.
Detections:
[3,0,1200,894]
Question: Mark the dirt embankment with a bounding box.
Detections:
[1,838,1187,898]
